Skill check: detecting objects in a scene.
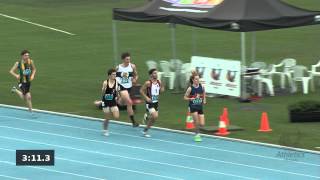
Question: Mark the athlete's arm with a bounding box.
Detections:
[116,83,123,100]
[132,64,138,84]
[202,86,206,105]
[101,81,107,97]
[184,87,194,101]
[30,60,36,81]
[9,62,19,80]
[140,81,151,103]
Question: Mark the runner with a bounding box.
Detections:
[140,68,164,137]
[116,52,139,127]
[184,73,206,142]
[9,50,37,114]
[101,68,120,136]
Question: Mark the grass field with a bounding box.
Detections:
[0,0,319,150]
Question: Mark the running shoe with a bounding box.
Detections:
[132,122,139,127]
[103,130,109,136]
[11,86,17,93]
[194,134,202,142]
[142,130,151,138]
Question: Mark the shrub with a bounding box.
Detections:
[288,100,320,112]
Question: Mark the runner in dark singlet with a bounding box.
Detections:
[9,50,37,114]
[101,68,121,136]
[184,74,206,142]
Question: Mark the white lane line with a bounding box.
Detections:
[0,148,183,180]
[0,13,75,35]
[65,111,90,114]
[0,174,28,180]
[58,158,184,180]
[0,149,183,180]
[0,143,254,180]
[1,115,319,168]
[0,161,105,180]
[0,126,319,179]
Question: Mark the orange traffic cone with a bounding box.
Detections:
[185,111,194,129]
[215,116,230,136]
[258,112,272,132]
[222,107,230,126]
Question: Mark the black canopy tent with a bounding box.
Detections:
[112,0,320,65]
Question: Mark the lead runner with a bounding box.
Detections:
[116,52,139,127]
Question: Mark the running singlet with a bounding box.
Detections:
[146,80,161,104]
[18,59,33,83]
[189,84,204,110]
[102,80,118,107]
[116,63,134,89]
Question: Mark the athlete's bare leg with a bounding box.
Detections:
[119,90,138,127]
[25,92,33,112]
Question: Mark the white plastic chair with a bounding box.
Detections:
[291,65,312,94]
[268,58,296,91]
[146,60,157,70]
[159,60,176,89]
[169,59,182,69]
[250,62,267,70]
[181,63,192,88]
[253,76,275,96]
[250,62,274,96]
[309,60,320,91]
[146,60,163,81]
[170,59,184,90]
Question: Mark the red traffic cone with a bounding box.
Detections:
[215,116,230,136]
[258,112,272,132]
[222,107,230,126]
[185,111,194,129]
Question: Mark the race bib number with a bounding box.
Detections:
[121,77,129,84]
[121,72,129,84]
[23,69,31,76]
[104,94,114,101]
[151,95,158,101]
[192,98,203,105]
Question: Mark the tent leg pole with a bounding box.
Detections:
[240,32,248,100]
[170,23,177,59]
[251,32,256,63]
[112,20,119,66]
[241,32,246,66]
[192,27,197,55]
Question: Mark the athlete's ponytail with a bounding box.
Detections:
[189,70,198,85]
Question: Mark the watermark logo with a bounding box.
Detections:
[275,151,305,161]
[276,131,305,161]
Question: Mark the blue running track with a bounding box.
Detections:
[0,105,319,180]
